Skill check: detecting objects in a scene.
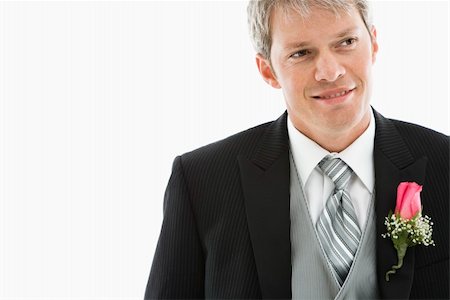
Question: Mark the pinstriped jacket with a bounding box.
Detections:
[145,108,449,299]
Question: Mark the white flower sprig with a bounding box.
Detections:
[382,210,435,281]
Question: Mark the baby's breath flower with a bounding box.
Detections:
[382,210,435,281]
[382,213,435,248]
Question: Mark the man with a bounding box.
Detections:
[145,0,449,299]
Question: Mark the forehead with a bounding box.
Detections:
[270,5,365,45]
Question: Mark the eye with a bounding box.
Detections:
[290,49,311,58]
[340,37,358,47]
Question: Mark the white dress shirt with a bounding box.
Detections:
[287,111,375,230]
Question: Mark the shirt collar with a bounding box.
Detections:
[287,110,375,191]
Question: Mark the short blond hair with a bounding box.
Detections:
[247,0,372,60]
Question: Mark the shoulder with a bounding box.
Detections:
[178,119,275,171]
[389,118,449,154]
[386,118,448,182]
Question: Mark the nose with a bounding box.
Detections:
[314,52,345,82]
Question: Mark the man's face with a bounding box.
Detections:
[257,5,378,138]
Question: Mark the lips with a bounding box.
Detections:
[312,87,356,100]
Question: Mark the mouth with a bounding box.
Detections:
[312,87,356,100]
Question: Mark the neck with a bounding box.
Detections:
[291,111,371,153]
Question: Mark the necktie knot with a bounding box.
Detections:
[318,156,353,191]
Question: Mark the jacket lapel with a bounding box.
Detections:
[238,112,291,299]
[373,109,428,299]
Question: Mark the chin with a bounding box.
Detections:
[323,114,360,131]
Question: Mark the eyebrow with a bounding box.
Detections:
[284,27,360,50]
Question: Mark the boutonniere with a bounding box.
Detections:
[382,182,435,281]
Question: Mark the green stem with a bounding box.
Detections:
[385,244,408,282]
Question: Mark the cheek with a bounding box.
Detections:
[348,55,373,94]
[356,48,375,78]
[283,71,309,98]
[360,64,374,97]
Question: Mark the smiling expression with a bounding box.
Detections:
[256,5,378,144]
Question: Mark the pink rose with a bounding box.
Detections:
[394,182,423,220]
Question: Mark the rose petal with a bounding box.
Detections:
[397,182,423,220]
[395,182,409,215]
[410,183,422,218]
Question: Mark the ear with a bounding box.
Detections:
[370,25,379,64]
[255,53,281,89]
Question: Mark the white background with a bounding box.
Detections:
[0,1,448,299]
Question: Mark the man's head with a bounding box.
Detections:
[247,0,378,151]
[248,0,372,62]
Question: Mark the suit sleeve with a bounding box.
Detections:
[144,156,205,299]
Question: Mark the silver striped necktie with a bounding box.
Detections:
[316,156,361,286]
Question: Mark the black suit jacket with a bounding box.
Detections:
[145,109,449,299]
